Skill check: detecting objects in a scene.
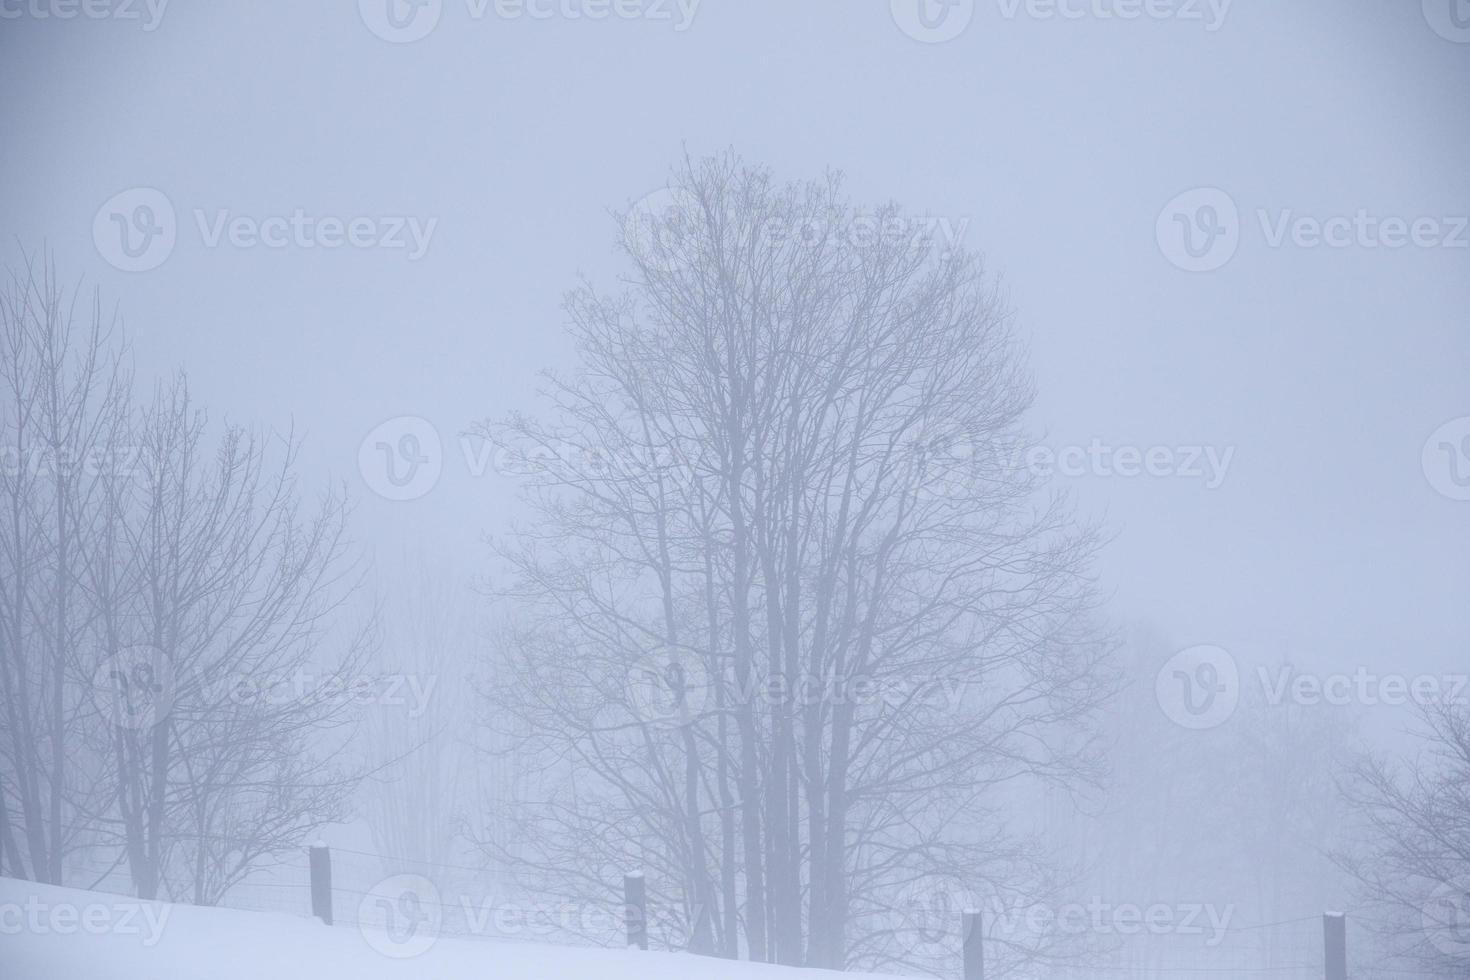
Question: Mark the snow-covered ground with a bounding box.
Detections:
[0,875,900,980]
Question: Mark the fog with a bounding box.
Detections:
[1,2,1467,978]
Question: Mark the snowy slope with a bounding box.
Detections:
[1,876,899,980]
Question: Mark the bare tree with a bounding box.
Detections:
[473,154,1116,971]
[0,255,372,905]
[1336,700,1470,978]
[0,254,131,883]
[97,376,369,902]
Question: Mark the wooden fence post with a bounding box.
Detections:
[962,908,985,980]
[1323,911,1346,980]
[309,843,333,926]
[624,871,648,950]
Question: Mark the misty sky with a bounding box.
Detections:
[2,0,1465,692]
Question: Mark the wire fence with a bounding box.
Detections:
[37,841,1460,979]
[1035,910,1425,980]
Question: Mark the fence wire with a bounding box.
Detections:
[31,843,1463,978]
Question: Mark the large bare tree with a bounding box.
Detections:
[473,155,1115,972]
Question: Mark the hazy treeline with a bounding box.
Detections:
[1,155,1465,980]
[0,255,369,904]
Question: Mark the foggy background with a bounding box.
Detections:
[1,2,1467,976]
[3,1,1464,677]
